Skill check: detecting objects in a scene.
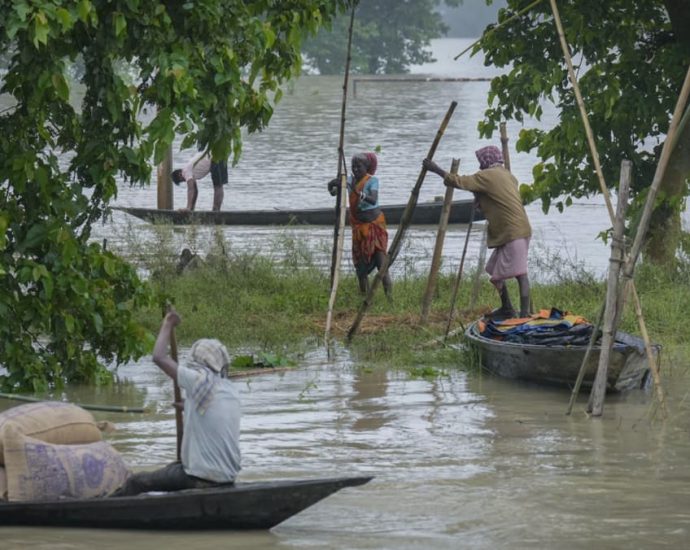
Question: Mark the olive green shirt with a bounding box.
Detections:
[444,167,531,248]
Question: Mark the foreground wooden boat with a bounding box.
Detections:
[0,476,372,530]
[116,198,482,226]
[464,321,657,392]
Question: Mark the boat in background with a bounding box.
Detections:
[0,476,372,530]
[116,198,482,226]
[464,321,657,392]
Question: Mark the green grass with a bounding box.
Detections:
[118,222,690,371]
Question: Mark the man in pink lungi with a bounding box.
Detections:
[423,145,532,319]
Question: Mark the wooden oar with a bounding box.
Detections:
[347,101,457,340]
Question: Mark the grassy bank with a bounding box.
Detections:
[123,225,690,371]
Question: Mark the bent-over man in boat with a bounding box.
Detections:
[328,152,393,299]
[113,309,241,496]
[423,145,532,319]
[171,152,228,212]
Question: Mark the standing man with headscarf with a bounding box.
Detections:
[113,308,241,496]
[423,145,532,319]
[328,152,393,299]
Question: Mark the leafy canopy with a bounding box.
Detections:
[0,0,348,391]
[303,0,463,75]
[477,0,690,262]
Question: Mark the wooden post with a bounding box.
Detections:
[588,160,631,416]
[347,101,457,341]
[325,171,349,350]
[420,158,459,325]
[157,145,173,210]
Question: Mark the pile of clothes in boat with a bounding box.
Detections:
[478,308,596,346]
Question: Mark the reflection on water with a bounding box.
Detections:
[2,349,689,549]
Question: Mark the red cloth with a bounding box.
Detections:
[364,152,378,175]
[349,174,388,272]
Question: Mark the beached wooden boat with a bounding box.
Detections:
[464,321,657,392]
[116,198,482,226]
[0,476,372,530]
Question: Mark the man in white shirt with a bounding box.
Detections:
[113,309,241,496]
[171,153,228,211]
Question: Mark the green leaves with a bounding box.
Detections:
[0,0,346,391]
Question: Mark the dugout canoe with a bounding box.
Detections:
[464,321,657,392]
[115,198,482,226]
[0,475,372,530]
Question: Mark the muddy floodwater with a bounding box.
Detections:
[2,347,690,549]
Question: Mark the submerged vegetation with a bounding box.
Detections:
[120,222,690,376]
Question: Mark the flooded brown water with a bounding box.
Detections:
[2,347,690,549]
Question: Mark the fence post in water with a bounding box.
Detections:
[157,145,173,210]
[420,158,459,325]
[588,160,631,416]
[347,101,458,341]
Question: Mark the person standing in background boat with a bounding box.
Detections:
[423,146,532,319]
[113,309,241,496]
[328,152,393,299]
[171,152,228,212]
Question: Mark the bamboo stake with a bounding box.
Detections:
[157,144,173,209]
[565,301,605,415]
[325,2,357,352]
[347,101,458,341]
[588,160,631,416]
[454,0,545,60]
[420,158,459,325]
[550,0,671,413]
[329,1,357,288]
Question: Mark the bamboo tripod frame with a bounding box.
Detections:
[548,0,690,416]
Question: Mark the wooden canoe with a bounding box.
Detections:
[115,198,482,226]
[0,476,372,530]
[464,321,657,392]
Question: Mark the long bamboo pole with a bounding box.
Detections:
[325,1,357,348]
[329,1,357,288]
[588,160,630,415]
[347,101,457,340]
[420,158,459,325]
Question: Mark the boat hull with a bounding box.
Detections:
[464,322,656,392]
[116,199,482,226]
[0,476,372,530]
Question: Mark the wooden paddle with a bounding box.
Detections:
[165,304,184,462]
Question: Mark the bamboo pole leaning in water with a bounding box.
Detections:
[588,161,630,416]
[325,1,358,349]
[347,101,458,341]
[420,159,459,325]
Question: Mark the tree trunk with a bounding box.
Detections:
[644,115,690,264]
